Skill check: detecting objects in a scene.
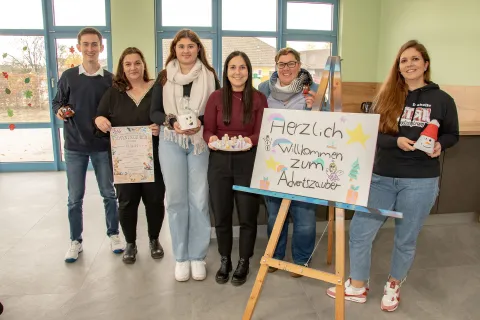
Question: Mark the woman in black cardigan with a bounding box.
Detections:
[95,47,165,264]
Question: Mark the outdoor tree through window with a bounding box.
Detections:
[0,36,50,123]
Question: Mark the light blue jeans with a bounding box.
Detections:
[158,128,211,262]
[349,173,439,281]
[64,149,119,242]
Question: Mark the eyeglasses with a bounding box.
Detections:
[276,61,298,69]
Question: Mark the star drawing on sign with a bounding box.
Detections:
[346,124,370,148]
[265,156,279,171]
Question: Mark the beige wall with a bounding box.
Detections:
[111,0,156,76]
[376,0,480,86]
[338,0,381,82]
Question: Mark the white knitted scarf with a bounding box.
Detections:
[163,59,216,154]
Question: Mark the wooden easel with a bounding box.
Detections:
[235,57,403,320]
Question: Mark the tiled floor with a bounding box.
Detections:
[0,171,479,320]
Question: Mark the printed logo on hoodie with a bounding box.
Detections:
[399,102,431,128]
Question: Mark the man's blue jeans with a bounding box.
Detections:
[65,149,119,242]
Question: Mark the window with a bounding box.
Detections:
[0,0,112,171]
[0,36,50,123]
[286,2,333,31]
[161,0,212,27]
[0,128,54,162]
[222,0,277,32]
[53,0,107,26]
[156,1,338,83]
[0,0,44,29]
[222,37,277,88]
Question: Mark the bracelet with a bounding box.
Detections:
[164,114,177,130]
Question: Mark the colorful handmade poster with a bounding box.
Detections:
[110,126,154,184]
[251,109,380,206]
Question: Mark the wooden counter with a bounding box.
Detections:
[342,82,480,136]
[460,122,480,135]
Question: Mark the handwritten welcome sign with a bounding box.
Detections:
[250,109,380,206]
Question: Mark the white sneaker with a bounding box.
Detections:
[381,280,401,312]
[65,240,83,263]
[191,260,207,281]
[175,261,191,282]
[109,235,125,254]
[326,278,368,303]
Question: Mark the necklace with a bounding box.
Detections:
[233,93,242,101]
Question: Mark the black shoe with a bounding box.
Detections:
[149,239,164,259]
[215,256,232,284]
[122,243,137,264]
[0,301,3,315]
[231,258,249,286]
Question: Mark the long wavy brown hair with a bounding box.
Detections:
[373,40,431,134]
[113,47,150,92]
[158,29,219,86]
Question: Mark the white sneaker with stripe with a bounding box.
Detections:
[326,278,368,303]
[381,280,401,312]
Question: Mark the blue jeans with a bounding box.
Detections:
[64,149,119,242]
[349,173,439,281]
[265,197,317,265]
[158,128,211,262]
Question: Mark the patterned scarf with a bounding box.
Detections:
[268,68,313,101]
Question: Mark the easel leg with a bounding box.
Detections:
[335,208,345,320]
[243,199,291,320]
[327,206,334,265]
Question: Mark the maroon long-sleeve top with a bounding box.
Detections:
[203,89,268,146]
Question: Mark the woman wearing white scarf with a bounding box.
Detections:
[150,29,219,282]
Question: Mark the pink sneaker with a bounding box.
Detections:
[326,278,369,303]
[381,280,401,312]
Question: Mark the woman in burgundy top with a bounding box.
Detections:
[203,51,267,286]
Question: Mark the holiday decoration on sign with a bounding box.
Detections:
[69,46,75,54]
[413,120,440,154]
[7,108,14,117]
[348,158,359,181]
[346,158,360,204]
[2,71,8,80]
[9,124,15,131]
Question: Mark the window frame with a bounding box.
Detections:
[155,0,338,80]
[0,0,113,172]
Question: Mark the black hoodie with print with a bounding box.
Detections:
[374,82,459,178]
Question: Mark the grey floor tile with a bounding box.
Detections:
[0,293,74,320]
[0,171,479,320]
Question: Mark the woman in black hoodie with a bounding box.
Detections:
[327,40,459,311]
